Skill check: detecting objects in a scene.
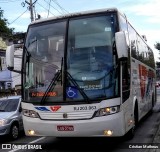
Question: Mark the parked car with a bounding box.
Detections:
[0,96,23,140]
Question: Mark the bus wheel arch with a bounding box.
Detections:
[125,99,138,140]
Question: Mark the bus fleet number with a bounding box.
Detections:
[74,106,96,111]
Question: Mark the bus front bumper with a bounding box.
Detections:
[23,111,126,137]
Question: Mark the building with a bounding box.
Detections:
[11,47,22,90]
[0,37,22,95]
[0,37,12,93]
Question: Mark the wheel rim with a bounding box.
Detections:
[12,126,19,139]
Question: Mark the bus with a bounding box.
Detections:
[6,8,156,138]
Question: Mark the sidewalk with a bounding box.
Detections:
[150,118,160,152]
[149,93,160,152]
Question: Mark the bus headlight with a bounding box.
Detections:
[95,106,120,117]
[22,109,39,118]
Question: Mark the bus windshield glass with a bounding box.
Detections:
[23,14,119,103]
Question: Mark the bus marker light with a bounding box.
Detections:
[129,120,133,123]
[128,119,133,126]
[28,130,36,135]
[104,130,113,136]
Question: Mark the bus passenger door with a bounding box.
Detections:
[122,61,130,103]
[121,61,132,132]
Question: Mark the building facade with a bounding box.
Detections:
[0,37,22,95]
[0,37,12,92]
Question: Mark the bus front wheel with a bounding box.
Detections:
[125,123,135,140]
[125,104,138,140]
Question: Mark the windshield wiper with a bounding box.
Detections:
[40,58,63,105]
[40,71,61,105]
[67,72,90,103]
[39,55,90,104]
[28,39,37,48]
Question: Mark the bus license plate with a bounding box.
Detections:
[57,125,74,131]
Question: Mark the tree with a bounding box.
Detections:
[0,7,26,42]
[155,42,160,79]
[0,7,14,39]
[155,42,160,60]
[155,42,160,51]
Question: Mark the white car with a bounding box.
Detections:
[0,96,23,140]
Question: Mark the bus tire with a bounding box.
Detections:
[134,102,138,127]
[126,127,135,140]
[149,95,155,114]
[152,94,155,108]
[125,103,138,140]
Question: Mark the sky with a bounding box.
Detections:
[0,0,160,61]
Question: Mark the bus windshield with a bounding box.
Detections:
[23,14,119,104]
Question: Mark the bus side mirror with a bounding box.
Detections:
[115,31,128,61]
[6,45,14,71]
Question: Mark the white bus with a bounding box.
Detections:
[7,8,156,138]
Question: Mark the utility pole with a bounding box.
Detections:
[24,0,37,22]
[29,0,34,22]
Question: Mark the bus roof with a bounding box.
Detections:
[30,8,120,25]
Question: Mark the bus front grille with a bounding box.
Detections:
[38,111,94,120]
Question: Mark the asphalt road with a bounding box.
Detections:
[0,90,160,152]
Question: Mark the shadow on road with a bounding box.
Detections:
[0,132,25,143]
[39,137,127,152]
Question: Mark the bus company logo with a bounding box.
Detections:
[35,106,61,112]
[35,107,50,111]
[50,106,61,112]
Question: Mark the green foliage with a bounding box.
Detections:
[0,7,14,39]
[155,42,160,61]
[155,42,160,51]
[12,32,26,43]
[0,7,25,42]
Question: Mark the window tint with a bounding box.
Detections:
[129,24,155,69]
[24,21,66,102]
[119,15,128,31]
[66,15,119,101]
